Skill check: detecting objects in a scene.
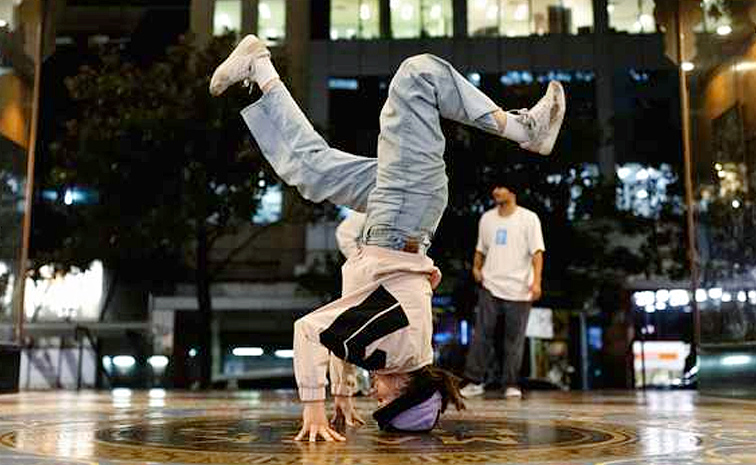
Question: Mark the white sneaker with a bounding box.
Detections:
[209,34,270,96]
[505,387,523,398]
[515,80,566,155]
[460,383,485,398]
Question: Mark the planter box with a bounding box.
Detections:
[0,344,21,393]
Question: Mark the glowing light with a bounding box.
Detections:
[655,289,670,302]
[233,347,264,357]
[216,13,232,30]
[722,292,733,303]
[636,189,649,199]
[259,3,272,19]
[113,355,136,369]
[682,62,695,72]
[274,349,294,358]
[0,20,7,28]
[708,288,723,299]
[716,24,732,36]
[617,167,631,179]
[737,291,747,303]
[460,319,469,345]
[360,4,372,20]
[112,388,132,398]
[149,388,167,398]
[732,199,741,209]
[655,301,667,311]
[634,291,655,307]
[635,169,649,181]
[718,170,726,178]
[669,289,690,307]
[644,305,655,314]
[722,355,751,366]
[607,4,615,13]
[64,190,73,205]
[695,289,707,302]
[189,348,198,357]
[639,14,654,28]
[148,355,169,369]
[715,163,723,171]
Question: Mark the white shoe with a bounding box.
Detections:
[515,80,566,155]
[505,387,523,398]
[460,383,485,398]
[209,34,270,96]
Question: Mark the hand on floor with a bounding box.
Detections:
[295,401,346,442]
[331,396,365,433]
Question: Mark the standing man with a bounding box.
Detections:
[460,180,545,399]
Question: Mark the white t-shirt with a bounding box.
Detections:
[476,206,545,301]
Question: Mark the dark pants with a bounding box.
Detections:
[464,287,531,387]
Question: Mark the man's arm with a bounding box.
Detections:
[529,213,546,301]
[473,250,486,284]
[473,215,488,284]
[530,250,543,301]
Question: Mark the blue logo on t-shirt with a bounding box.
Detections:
[495,228,508,245]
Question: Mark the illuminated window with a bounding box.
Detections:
[258,0,286,44]
[608,0,656,33]
[468,0,593,37]
[391,0,452,39]
[214,0,242,36]
[331,0,380,40]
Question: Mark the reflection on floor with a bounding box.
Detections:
[0,390,755,464]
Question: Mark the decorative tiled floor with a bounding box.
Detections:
[1,390,755,464]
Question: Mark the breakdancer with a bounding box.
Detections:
[210,34,565,441]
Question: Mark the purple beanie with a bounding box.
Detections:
[373,376,443,433]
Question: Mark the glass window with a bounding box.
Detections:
[331,0,380,40]
[258,0,286,44]
[1,0,37,345]
[468,0,593,37]
[608,0,656,33]
[421,0,453,37]
[213,0,242,36]
[684,1,756,350]
[391,0,452,38]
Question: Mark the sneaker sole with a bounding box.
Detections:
[536,81,566,156]
[210,35,268,96]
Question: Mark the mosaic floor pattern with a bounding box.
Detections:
[0,390,755,464]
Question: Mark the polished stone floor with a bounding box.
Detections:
[0,389,755,465]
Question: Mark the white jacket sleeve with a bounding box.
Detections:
[329,354,357,396]
[293,280,379,402]
[293,316,331,401]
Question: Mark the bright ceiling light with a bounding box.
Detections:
[716,24,732,36]
[681,62,695,72]
[233,347,264,357]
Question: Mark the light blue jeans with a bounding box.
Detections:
[241,54,500,253]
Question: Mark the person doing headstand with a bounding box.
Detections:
[209,34,566,442]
